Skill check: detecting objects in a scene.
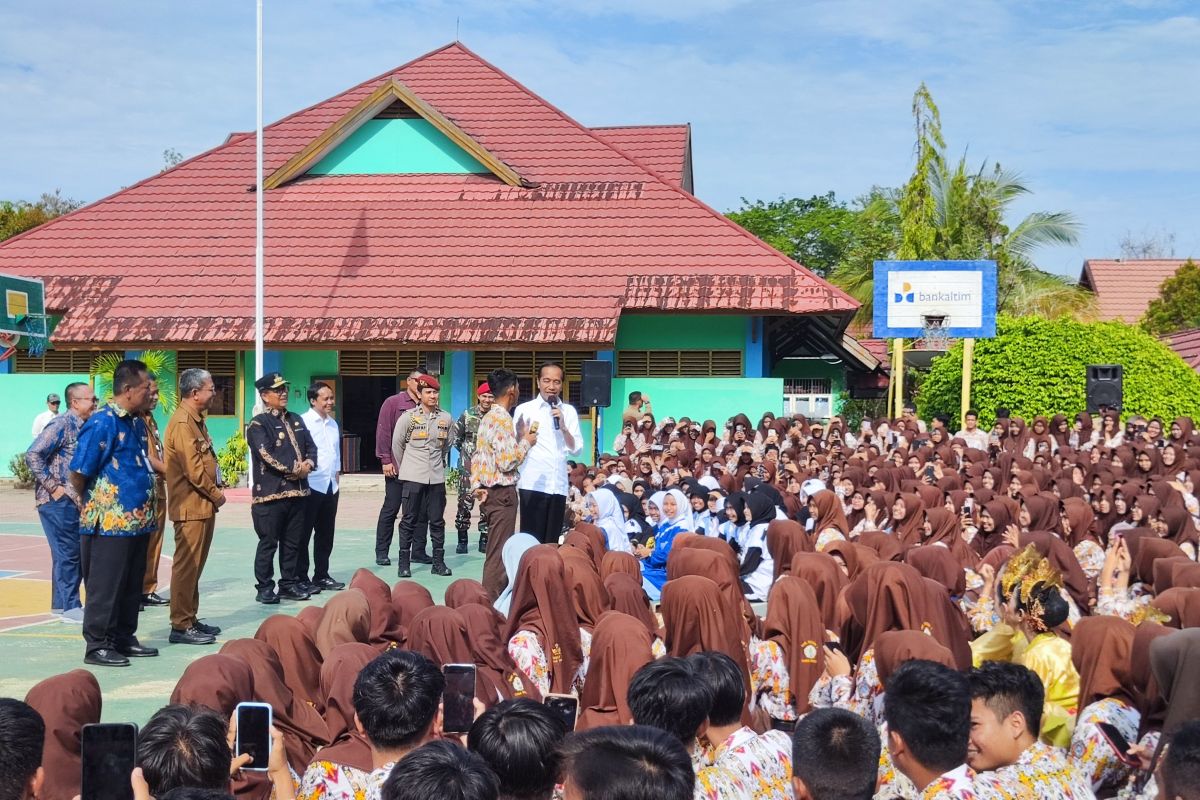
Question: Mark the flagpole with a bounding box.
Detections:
[254,0,265,387]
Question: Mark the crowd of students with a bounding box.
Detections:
[3,404,1200,800]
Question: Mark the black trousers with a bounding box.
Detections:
[519,489,567,545]
[398,481,446,559]
[80,533,148,654]
[299,487,339,581]
[251,498,306,592]
[375,475,429,559]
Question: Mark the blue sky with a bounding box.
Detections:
[1,0,1196,276]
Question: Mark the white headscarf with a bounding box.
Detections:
[493,533,539,617]
[652,488,692,531]
[589,489,630,554]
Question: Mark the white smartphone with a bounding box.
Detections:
[235,701,273,771]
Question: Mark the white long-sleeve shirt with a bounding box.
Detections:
[301,408,341,494]
[513,395,583,497]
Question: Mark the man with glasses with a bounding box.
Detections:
[246,372,318,604]
[31,393,61,437]
[25,382,96,623]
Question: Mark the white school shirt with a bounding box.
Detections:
[32,410,58,437]
[513,395,583,497]
[301,408,341,494]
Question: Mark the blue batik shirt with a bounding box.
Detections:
[25,412,85,507]
[70,402,156,536]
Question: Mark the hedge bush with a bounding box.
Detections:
[918,315,1200,427]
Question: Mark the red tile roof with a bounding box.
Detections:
[0,43,856,347]
[1079,259,1186,323]
[1165,328,1200,372]
[591,125,690,188]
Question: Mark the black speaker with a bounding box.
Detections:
[424,352,443,376]
[580,360,612,408]
[1086,364,1123,413]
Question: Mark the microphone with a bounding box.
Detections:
[550,396,561,430]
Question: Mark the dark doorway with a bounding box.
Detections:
[340,375,398,472]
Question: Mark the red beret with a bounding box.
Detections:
[415,374,440,391]
[477,382,491,396]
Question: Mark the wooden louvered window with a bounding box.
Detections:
[473,351,596,405]
[12,350,119,374]
[338,350,430,377]
[616,350,743,377]
[177,350,238,416]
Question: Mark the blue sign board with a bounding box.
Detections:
[872,260,997,339]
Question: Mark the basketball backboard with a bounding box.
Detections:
[872,260,997,339]
[0,273,46,339]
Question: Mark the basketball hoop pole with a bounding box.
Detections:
[960,337,975,426]
[892,338,905,418]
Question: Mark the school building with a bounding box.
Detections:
[0,42,884,475]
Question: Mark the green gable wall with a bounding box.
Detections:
[614,314,747,351]
[308,119,489,175]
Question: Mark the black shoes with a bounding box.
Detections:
[299,581,322,595]
[456,534,469,555]
[431,562,453,577]
[256,589,280,605]
[142,592,169,606]
[397,560,412,578]
[169,626,216,645]
[277,585,312,601]
[313,576,345,590]
[194,620,222,635]
[478,536,488,554]
[411,550,433,565]
[85,649,130,667]
[116,642,159,658]
[376,557,391,566]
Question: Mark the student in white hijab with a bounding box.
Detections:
[493,533,540,617]
[587,489,631,554]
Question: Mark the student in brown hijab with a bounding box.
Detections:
[757,577,826,720]
[254,614,325,713]
[1149,628,1200,737]
[1152,587,1200,628]
[858,530,904,562]
[220,638,331,772]
[391,579,435,640]
[1019,530,1091,614]
[298,642,377,789]
[906,544,967,597]
[917,576,973,670]
[314,587,371,658]
[562,548,611,633]
[1069,616,1140,792]
[349,568,403,649]
[599,549,642,581]
[766,519,809,580]
[919,506,978,569]
[873,629,955,687]
[842,561,927,665]
[24,669,100,800]
[296,604,324,636]
[790,551,847,631]
[1131,621,1173,742]
[503,544,585,696]
[603,571,661,639]
[444,578,491,608]
[458,602,541,702]
[407,605,510,706]
[809,490,851,550]
[824,539,866,580]
[667,545,756,646]
[577,611,655,730]
[892,493,927,548]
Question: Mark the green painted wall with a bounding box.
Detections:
[770,358,847,415]
[614,314,747,351]
[308,119,488,175]
[0,373,89,477]
[599,377,784,453]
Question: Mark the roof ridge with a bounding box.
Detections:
[590,124,689,131]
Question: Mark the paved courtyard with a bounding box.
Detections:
[0,484,482,724]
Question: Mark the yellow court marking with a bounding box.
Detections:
[0,631,81,640]
[0,578,53,618]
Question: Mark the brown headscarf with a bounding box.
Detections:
[314,588,372,658]
[1019,531,1090,613]
[824,540,865,580]
[1133,538,1188,586]
[296,604,324,636]
[810,490,850,538]
[1061,497,1098,549]
[893,493,927,548]
[171,653,256,716]
[254,614,325,713]
[568,523,609,571]
[1131,621,1173,735]
[858,530,904,562]
[767,519,811,581]
[219,638,331,772]
[25,670,101,800]
[1152,587,1200,629]
[1071,615,1137,709]
[1149,628,1200,735]
[763,577,826,715]
[444,578,491,609]
[790,551,848,631]
[604,571,660,638]
[874,630,955,686]
[1153,557,1194,594]
[458,602,542,703]
[921,507,978,568]
[349,568,404,649]
[577,612,655,730]
[667,545,756,645]
[906,545,967,597]
[562,549,611,632]
[843,561,927,663]
[503,545,585,695]
[918,577,974,670]
[313,642,377,773]
[392,580,436,633]
[600,550,642,581]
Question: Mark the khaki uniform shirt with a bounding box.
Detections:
[163,404,223,521]
[392,406,452,484]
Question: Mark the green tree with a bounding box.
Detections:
[919,315,1200,425]
[0,190,84,241]
[726,192,860,277]
[896,83,945,260]
[90,350,179,413]
[1141,259,1200,335]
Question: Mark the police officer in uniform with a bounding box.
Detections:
[391,374,453,578]
[246,372,318,604]
[451,382,494,554]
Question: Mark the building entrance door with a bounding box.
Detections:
[340,375,398,472]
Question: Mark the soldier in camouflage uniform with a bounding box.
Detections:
[452,382,494,554]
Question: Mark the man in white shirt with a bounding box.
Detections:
[31,393,60,437]
[954,409,991,453]
[513,361,583,544]
[300,382,344,592]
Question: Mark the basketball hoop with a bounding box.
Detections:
[19,313,48,357]
[918,316,952,352]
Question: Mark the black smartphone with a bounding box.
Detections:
[442,663,477,734]
[82,722,138,800]
[924,465,936,480]
[1096,722,1140,767]
[235,702,272,771]
[824,641,844,654]
[545,693,579,731]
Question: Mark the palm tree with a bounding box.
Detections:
[91,350,179,413]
